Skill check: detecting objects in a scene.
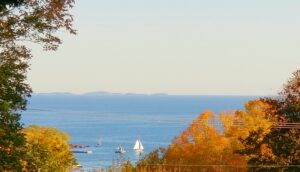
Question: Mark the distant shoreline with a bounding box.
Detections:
[31,92,275,97]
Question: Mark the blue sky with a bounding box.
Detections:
[28,0,300,95]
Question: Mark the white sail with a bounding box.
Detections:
[139,141,144,150]
[133,139,144,151]
[133,140,140,150]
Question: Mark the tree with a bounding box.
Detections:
[281,70,300,122]
[0,46,31,171]
[22,125,76,171]
[137,100,278,172]
[0,0,76,51]
[136,148,166,172]
[138,111,249,172]
[137,70,300,172]
[238,70,300,171]
[222,99,279,171]
[0,0,24,10]
[121,160,136,172]
[0,0,75,170]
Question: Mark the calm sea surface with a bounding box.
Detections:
[21,94,256,169]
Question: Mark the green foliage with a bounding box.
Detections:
[0,103,25,171]
[0,0,24,11]
[22,125,76,171]
[0,46,32,111]
[0,0,76,170]
[0,46,31,171]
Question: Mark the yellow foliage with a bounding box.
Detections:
[221,99,277,141]
[164,111,247,170]
[260,144,276,161]
[137,99,281,171]
[161,100,279,171]
[22,125,76,171]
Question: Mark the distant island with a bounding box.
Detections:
[33,91,169,97]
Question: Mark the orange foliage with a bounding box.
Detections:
[164,111,246,171]
[163,100,278,171]
[138,99,279,172]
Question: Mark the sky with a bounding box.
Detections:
[28,0,300,95]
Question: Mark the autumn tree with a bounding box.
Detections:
[0,0,75,170]
[22,125,76,171]
[281,70,300,123]
[121,160,136,172]
[138,111,249,172]
[137,70,300,172]
[163,112,232,170]
[238,70,300,171]
[137,99,280,172]
[221,99,280,171]
[136,148,166,172]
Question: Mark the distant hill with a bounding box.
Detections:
[32,92,268,97]
[33,91,169,97]
[33,92,75,96]
[83,91,122,96]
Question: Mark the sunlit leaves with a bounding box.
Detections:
[137,99,282,172]
[135,72,300,171]
[22,125,76,171]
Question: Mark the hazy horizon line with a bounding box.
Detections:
[32,91,276,97]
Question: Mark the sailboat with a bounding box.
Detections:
[115,146,126,154]
[133,138,144,153]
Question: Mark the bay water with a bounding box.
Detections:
[21,94,256,169]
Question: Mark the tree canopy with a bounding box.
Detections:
[0,0,76,50]
[0,0,76,170]
[136,100,275,172]
[0,0,24,10]
[0,46,31,171]
[136,70,300,172]
[22,125,76,171]
[239,70,300,171]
